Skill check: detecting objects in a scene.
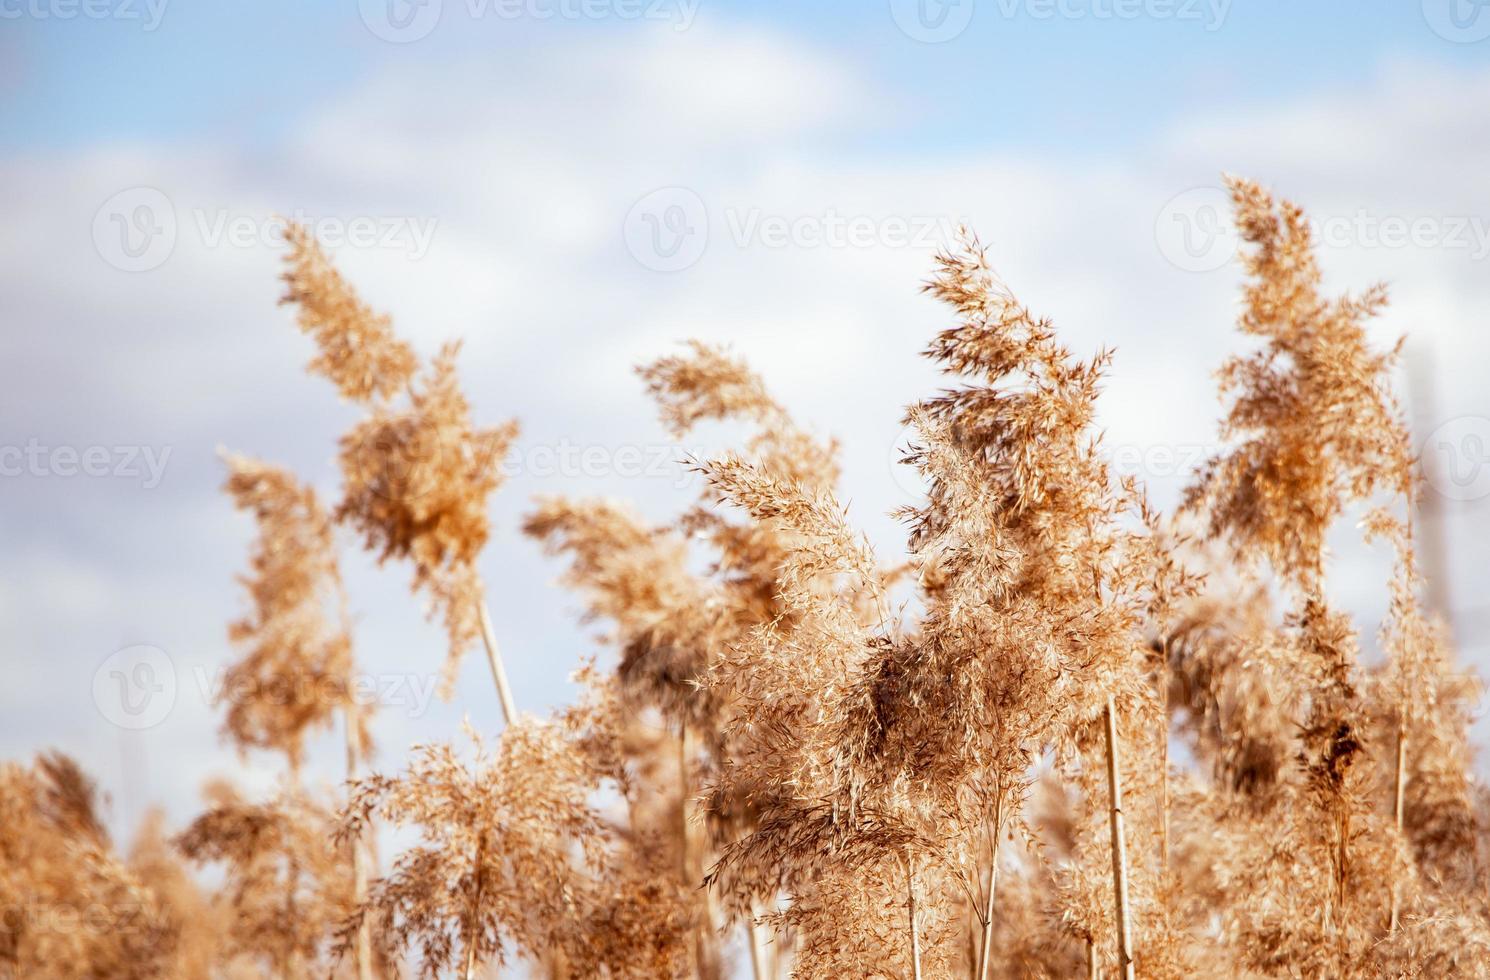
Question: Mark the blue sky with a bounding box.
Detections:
[8,1,1487,150]
[4,0,1490,842]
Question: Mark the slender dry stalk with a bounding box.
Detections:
[973,786,1004,980]
[1389,724,1407,933]
[460,835,486,980]
[343,705,373,980]
[745,905,770,980]
[1158,635,1171,875]
[1368,507,1478,939]
[477,598,517,726]
[679,725,692,888]
[1104,697,1135,980]
[678,723,717,977]
[906,855,924,980]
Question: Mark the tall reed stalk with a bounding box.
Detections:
[1159,635,1171,875]
[463,837,488,980]
[974,783,1004,980]
[745,905,769,980]
[906,857,923,980]
[1104,697,1135,980]
[1389,725,1407,932]
[344,705,373,980]
[477,598,517,726]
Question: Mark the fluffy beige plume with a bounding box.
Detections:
[0,755,176,979]
[280,224,417,404]
[337,681,692,979]
[221,454,361,769]
[176,784,361,978]
[279,228,520,700]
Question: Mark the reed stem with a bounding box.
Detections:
[907,856,923,980]
[463,837,487,980]
[1389,725,1407,932]
[477,597,517,726]
[344,704,373,980]
[1104,697,1135,980]
[974,785,1004,980]
[1159,635,1170,875]
[745,905,769,980]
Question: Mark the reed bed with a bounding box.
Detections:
[3,178,1486,979]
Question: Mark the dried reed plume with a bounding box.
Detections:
[281,225,520,710]
[220,454,361,772]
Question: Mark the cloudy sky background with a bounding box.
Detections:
[4,0,1490,843]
